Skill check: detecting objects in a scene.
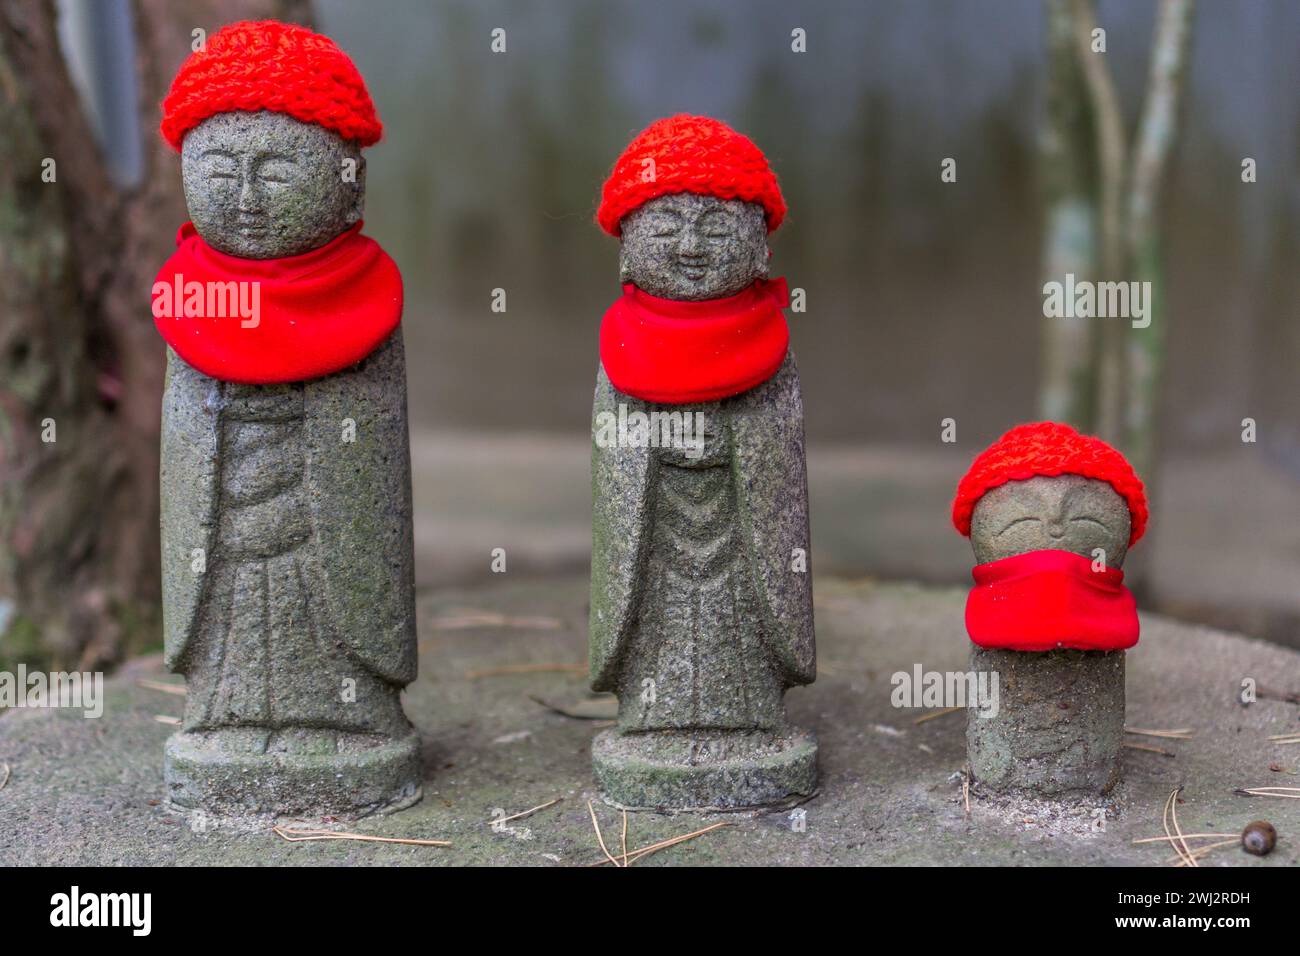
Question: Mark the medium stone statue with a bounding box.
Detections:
[589,115,817,810]
[952,422,1148,796]
[152,21,419,817]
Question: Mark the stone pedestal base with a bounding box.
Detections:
[164,730,422,819]
[592,727,817,811]
[967,646,1124,797]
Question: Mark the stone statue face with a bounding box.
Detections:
[619,193,768,301]
[969,474,1131,567]
[181,110,364,259]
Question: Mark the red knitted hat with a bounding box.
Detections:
[952,422,1148,547]
[160,20,381,151]
[596,114,786,237]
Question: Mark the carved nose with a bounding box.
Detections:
[237,176,262,213]
[1048,521,1065,538]
[678,232,705,256]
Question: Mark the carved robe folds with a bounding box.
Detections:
[589,353,818,809]
[160,330,421,815]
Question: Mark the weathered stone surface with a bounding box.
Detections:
[589,358,817,809]
[164,730,420,819]
[618,193,767,300]
[160,108,418,819]
[969,475,1131,567]
[592,726,817,811]
[1,577,1296,865]
[181,110,364,259]
[590,194,814,810]
[967,647,1125,795]
[965,475,1133,796]
[160,330,421,818]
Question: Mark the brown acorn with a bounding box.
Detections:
[1241,820,1276,856]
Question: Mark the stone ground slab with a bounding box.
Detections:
[1,576,1297,866]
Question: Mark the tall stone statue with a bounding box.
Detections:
[588,115,817,810]
[152,21,420,817]
[952,422,1148,796]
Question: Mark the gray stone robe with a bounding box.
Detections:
[589,352,815,727]
[160,329,416,734]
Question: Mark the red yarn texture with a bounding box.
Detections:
[596,115,786,236]
[966,549,1139,652]
[153,221,401,384]
[952,422,1148,547]
[160,20,381,151]
[600,277,790,404]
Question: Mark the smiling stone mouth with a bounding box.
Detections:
[677,262,708,279]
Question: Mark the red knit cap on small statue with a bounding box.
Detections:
[952,422,1149,547]
[597,114,786,236]
[160,20,381,151]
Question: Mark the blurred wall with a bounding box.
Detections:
[320,0,1298,468]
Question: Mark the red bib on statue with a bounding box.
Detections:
[965,549,1139,652]
[599,278,790,404]
[152,222,402,384]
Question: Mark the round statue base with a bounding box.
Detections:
[164,729,422,819]
[592,727,817,811]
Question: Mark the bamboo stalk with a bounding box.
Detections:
[1123,0,1195,486]
[1068,0,1129,443]
[1038,0,1099,428]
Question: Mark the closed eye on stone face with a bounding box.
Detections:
[647,213,683,238]
[697,211,734,239]
[201,149,238,180]
[1069,515,1109,531]
[255,155,298,185]
[997,515,1042,536]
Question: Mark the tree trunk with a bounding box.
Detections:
[0,0,311,669]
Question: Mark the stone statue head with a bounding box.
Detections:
[618,193,769,301]
[969,475,1131,568]
[181,110,365,260]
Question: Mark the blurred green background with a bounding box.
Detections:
[4,0,1296,668]
[328,0,1297,449]
[315,0,1298,643]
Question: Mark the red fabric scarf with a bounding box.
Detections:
[965,549,1139,652]
[152,221,402,384]
[599,277,790,404]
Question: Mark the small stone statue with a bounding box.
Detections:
[952,422,1148,796]
[588,115,817,810]
[152,21,419,817]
